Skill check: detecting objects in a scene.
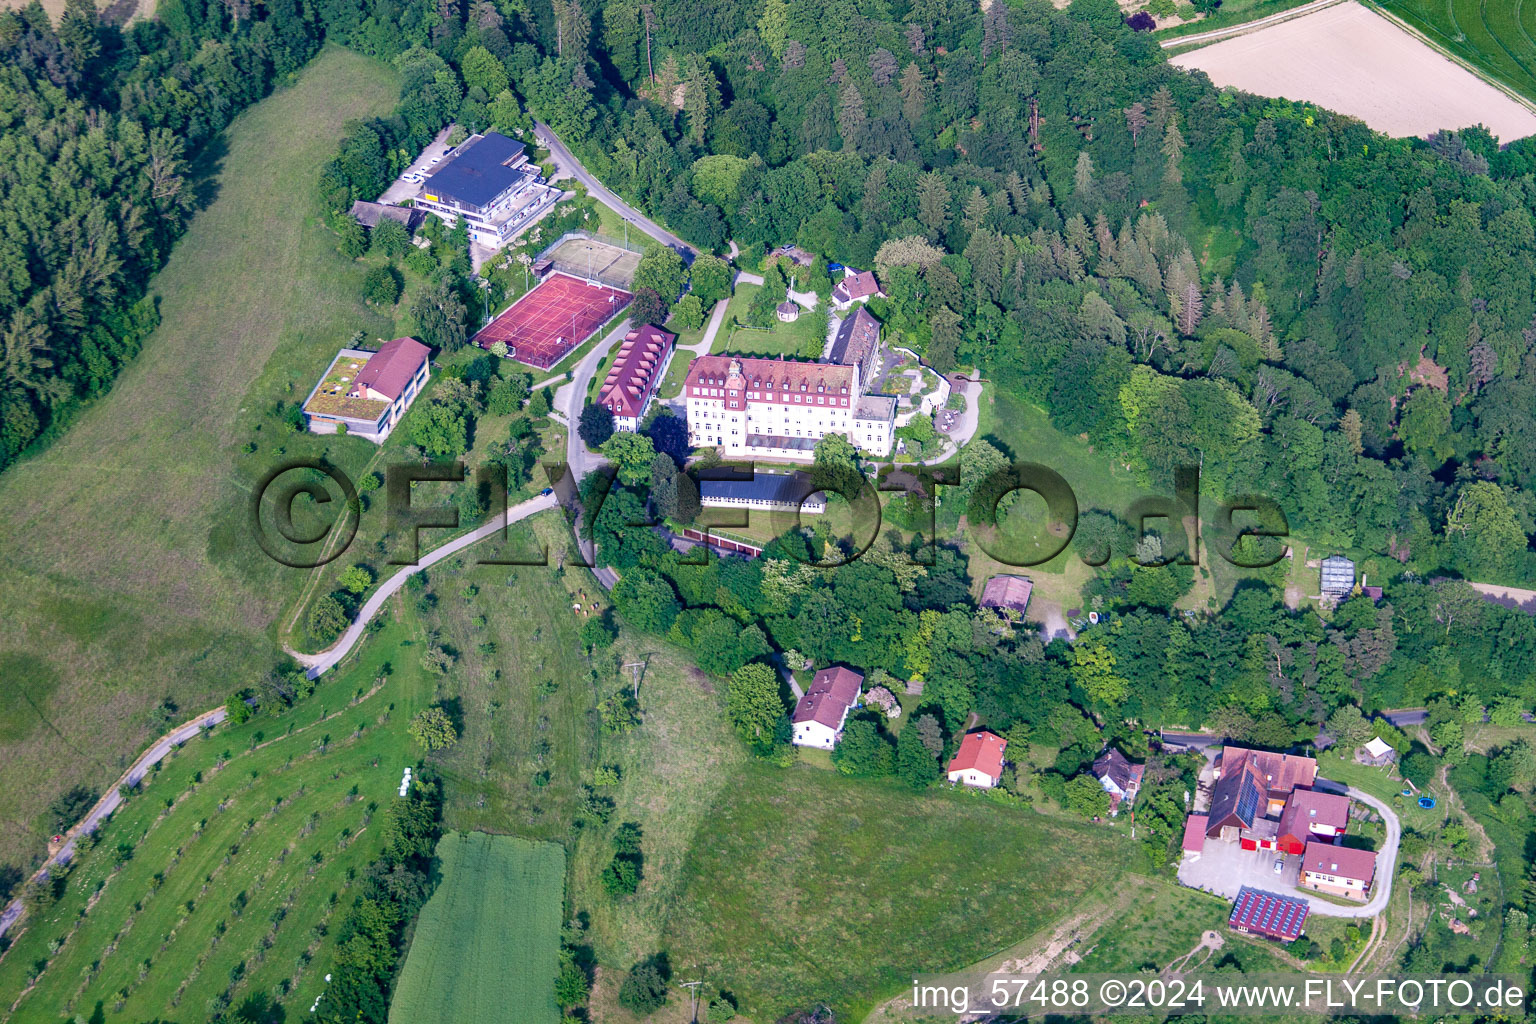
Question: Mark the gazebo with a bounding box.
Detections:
[776,300,800,322]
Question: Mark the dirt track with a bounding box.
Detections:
[1171,2,1536,141]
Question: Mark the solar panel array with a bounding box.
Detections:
[1236,773,1261,824]
[1229,886,1308,940]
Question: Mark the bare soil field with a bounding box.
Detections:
[1171,1,1536,140]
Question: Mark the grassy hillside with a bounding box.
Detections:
[661,764,1139,1022]
[389,834,564,1024]
[0,47,400,871]
[0,605,431,1022]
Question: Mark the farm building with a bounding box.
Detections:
[699,471,826,514]
[1092,747,1144,811]
[597,324,675,431]
[947,730,1007,789]
[980,575,1034,618]
[1205,747,1318,843]
[1320,555,1356,598]
[790,667,864,749]
[1228,887,1309,942]
[1300,841,1376,901]
[302,337,431,442]
[1275,789,1351,855]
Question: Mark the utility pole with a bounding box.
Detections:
[622,656,650,699]
[680,980,704,1023]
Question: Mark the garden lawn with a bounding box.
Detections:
[0,46,401,872]
[0,606,432,1023]
[388,833,564,1024]
[662,763,1138,1021]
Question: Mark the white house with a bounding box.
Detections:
[790,666,863,749]
[946,730,1007,788]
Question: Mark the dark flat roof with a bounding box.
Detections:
[700,472,823,505]
[422,132,528,208]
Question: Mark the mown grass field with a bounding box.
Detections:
[389,833,564,1024]
[0,605,431,1022]
[0,47,401,873]
[660,764,1139,1022]
[1379,0,1536,104]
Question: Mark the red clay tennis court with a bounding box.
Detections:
[474,272,633,369]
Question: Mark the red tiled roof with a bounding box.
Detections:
[1302,840,1377,882]
[834,269,881,302]
[1277,788,1351,842]
[791,666,863,729]
[948,730,1007,780]
[1229,887,1309,941]
[352,337,430,402]
[1182,814,1208,852]
[684,355,855,409]
[598,324,674,419]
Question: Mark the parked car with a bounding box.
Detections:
[1273,859,1284,874]
[540,488,553,496]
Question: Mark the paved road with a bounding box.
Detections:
[535,122,696,258]
[290,491,559,677]
[0,706,228,940]
[554,316,633,481]
[1160,730,1224,751]
[1377,707,1428,728]
[1159,0,1342,48]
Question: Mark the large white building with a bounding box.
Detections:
[413,132,559,248]
[684,355,893,461]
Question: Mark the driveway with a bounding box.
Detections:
[553,316,635,480]
[535,121,695,258]
[1177,786,1399,918]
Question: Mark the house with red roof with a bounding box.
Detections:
[1299,841,1377,901]
[947,730,1007,788]
[831,268,884,310]
[598,324,675,431]
[1275,789,1351,855]
[790,666,864,749]
[303,337,432,442]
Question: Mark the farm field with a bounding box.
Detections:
[661,762,1139,1022]
[388,833,564,1024]
[0,607,432,1023]
[0,46,402,874]
[1171,2,1536,140]
[1381,0,1536,104]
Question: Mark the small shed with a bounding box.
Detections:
[1182,814,1209,854]
[980,575,1034,618]
[1360,736,1397,766]
[1320,555,1356,598]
